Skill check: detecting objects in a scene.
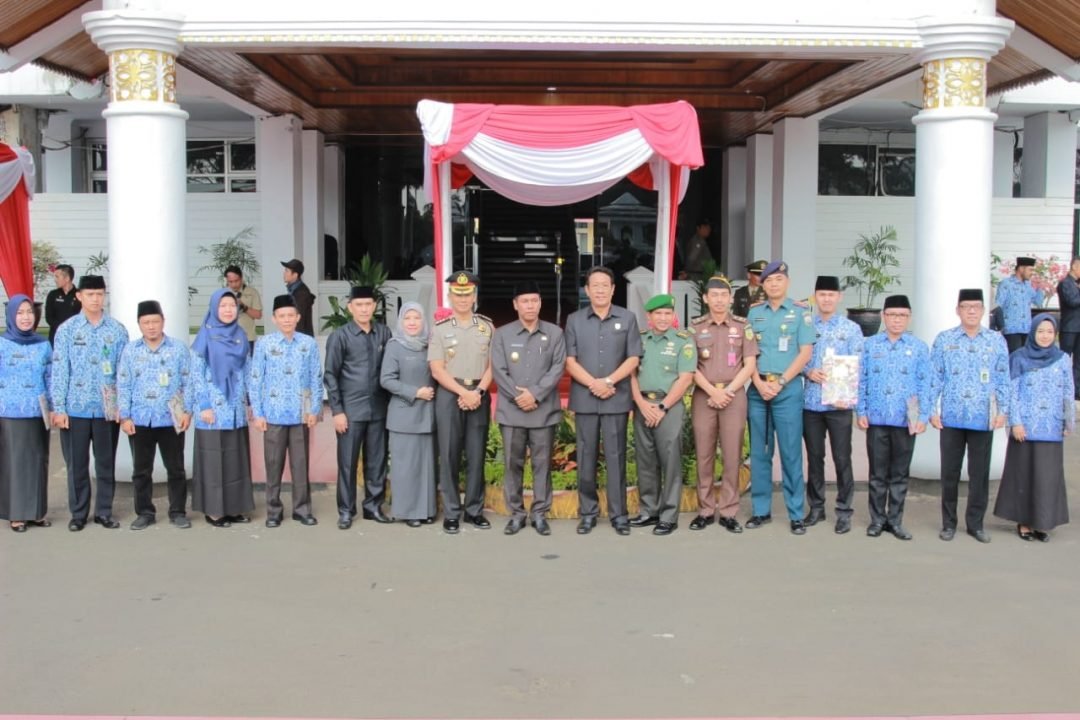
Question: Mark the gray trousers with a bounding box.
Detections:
[633,401,685,525]
[336,419,388,518]
[264,423,311,520]
[501,425,556,520]
[435,387,490,518]
[575,412,629,522]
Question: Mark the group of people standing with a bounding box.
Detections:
[1,255,1076,543]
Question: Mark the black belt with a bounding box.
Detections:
[642,391,666,400]
[453,378,480,388]
[758,373,781,382]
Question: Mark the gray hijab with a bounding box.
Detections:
[392,301,429,352]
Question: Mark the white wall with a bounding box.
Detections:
[10,193,261,331]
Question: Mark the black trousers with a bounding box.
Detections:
[336,419,388,517]
[803,409,855,518]
[1060,332,1080,400]
[435,387,491,518]
[1004,333,1026,354]
[61,417,120,521]
[575,412,629,522]
[866,425,915,527]
[939,427,993,532]
[129,426,188,518]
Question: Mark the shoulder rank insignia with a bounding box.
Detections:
[745,326,754,340]
[690,314,708,325]
[675,330,691,339]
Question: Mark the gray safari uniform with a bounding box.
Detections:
[564,304,643,522]
[491,320,567,521]
[428,312,494,518]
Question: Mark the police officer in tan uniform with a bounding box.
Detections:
[429,271,495,534]
[689,275,758,533]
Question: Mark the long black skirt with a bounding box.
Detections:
[0,417,49,521]
[994,437,1069,530]
[191,428,255,517]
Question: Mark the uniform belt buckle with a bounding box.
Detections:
[646,392,658,400]
[462,378,475,386]
[765,373,778,382]
[714,382,726,390]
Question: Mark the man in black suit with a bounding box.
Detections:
[44,263,81,344]
[1057,256,1080,400]
[281,258,316,336]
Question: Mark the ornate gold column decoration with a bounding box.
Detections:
[109,49,177,103]
[921,57,986,110]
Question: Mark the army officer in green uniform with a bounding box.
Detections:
[629,293,697,535]
[746,260,815,535]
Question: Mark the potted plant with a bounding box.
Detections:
[320,254,390,331]
[841,225,901,336]
[24,240,62,328]
[197,226,260,280]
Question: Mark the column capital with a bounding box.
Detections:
[83,10,184,56]
[84,10,185,106]
[915,16,1013,64]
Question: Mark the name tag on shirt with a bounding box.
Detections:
[159,372,170,387]
[980,368,989,383]
[101,360,112,375]
[778,337,789,352]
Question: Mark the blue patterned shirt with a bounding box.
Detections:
[190,352,251,431]
[929,325,1010,431]
[249,332,322,426]
[856,332,932,427]
[803,314,864,412]
[996,276,1041,334]
[1008,354,1075,442]
[50,313,129,418]
[116,335,194,428]
[0,338,52,419]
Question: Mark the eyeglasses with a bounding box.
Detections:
[958,303,983,311]
[882,312,910,319]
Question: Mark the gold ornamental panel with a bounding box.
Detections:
[109,49,178,103]
[921,57,986,110]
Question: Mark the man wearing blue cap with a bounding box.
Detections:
[745,261,815,534]
[629,293,696,535]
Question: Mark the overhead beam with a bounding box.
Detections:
[313,89,769,110]
[0,0,101,73]
[1006,25,1080,82]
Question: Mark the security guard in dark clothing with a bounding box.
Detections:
[732,260,767,318]
[429,271,495,534]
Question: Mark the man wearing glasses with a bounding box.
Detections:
[929,289,1009,544]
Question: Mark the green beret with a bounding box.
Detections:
[644,293,676,312]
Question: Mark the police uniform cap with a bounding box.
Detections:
[957,288,983,303]
[77,275,106,291]
[883,295,911,310]
[814,275,841,292]
[447,271,478,295]
[745,260,767,273]
[349,286,375,301]
[273,294,297,311]
[644,293,676,312]
[705,275,732,291]
[137,300,163,318]
[760,260,789,280]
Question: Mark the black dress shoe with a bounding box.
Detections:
[834,516,852,535]
[362,508,394,524]
[226,514,251,524]
[967,528,991,544]
[717,516,743,534]
[790,520,807,535]
[464,513,491,529]
[10,523,27,533]
[653,521,676,536]
[890,524,913,541]
[337,516,353,530]
[68,519,86,532]
[532,517,551,536]
[576,516,597,535]
[292,513,318,526]
[28,519,51,528]
[745,514,772,529]
[804,508,826,526]
[629,514,658,527]
[205,515,232,528]
[939,527,955,541]
[130,515,155,531]
[93,516,120,529]
[504,517,526,535]
[1033,530,1050,543]
[169,515,192,529]
[866,523,884,537]
[405,519,422,528]
[265,517,282,528]
[422,517,435,524]
[443,518,460,534]
[612,520,631,536]
[1016,525,1034,541]
[689,515,714,531]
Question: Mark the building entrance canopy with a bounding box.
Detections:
[417,99,704,304]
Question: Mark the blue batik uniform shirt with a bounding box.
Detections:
[856,332,932,427]
[996,275,1041,334]
[1008,354,1076,442]
[0,338,52,418]
[50,313,129,418]
[803,313,864,412]
[116,335,195,427]
[249,331,322,425]
[191,352,251,431]
[929,325,1010,431]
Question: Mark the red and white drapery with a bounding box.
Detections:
[417,100,704,305]
[0,142,36,300]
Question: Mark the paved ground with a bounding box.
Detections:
[1,428,1079,719]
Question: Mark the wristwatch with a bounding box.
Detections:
[604,376,614,388]
[476,388,486,398]
[778,376,788,387]
[657,402,668,412]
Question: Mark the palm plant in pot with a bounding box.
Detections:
[840,225,901,337]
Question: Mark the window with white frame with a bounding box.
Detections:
[86,139,256,193]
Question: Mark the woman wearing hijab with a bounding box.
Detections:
[0,295,52,532]
[190,289,254,527]
[379,302,437,526]
[994,313,1074,542]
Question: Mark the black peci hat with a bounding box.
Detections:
[77,275,106,291]
[957,288,984,303]
[814,275,841,292]
[273,294,297,312]
[136,300,163,318]
[883,295,911,310]
[349,286,375,301]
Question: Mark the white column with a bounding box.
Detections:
[910,16,1013,478]
[771,117,819,301]
[323,143,344,277]
[256,114,302,310]
[301,129,324,281]
[83,9,188,338]
[1019,111,1078,198]
[992,129,1015,198]
[720,146,747,277]
[44,112,73,193]
[745,134,772,266]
